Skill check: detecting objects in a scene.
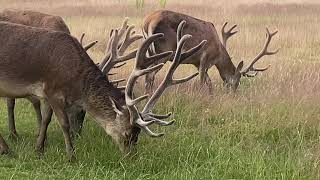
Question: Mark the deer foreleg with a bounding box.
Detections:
[7,98,18,139]
[27,97,42,136]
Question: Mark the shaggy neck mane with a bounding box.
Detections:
[215,45,236,82]
[69,37,125,121]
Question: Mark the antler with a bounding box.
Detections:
[221,22,237,48]
[80,33,98,51]
[125,20,207,137]
[241,28,279,77]
[98,18,143,76]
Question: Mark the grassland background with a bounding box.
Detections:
[0,0,320,179]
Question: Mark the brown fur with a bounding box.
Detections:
[0,9,70,33]
[0,9,85,139]
[143,10,240,93]
[0,22,133,160]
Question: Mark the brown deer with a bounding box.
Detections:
[0,21,206,160]
[142,10,278,93]
[0,9,98,139]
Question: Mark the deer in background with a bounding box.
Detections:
[0,20,206,160]
[142,10,278,94]
[0,9,99,139]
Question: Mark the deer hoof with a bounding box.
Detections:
[8,132,20,141]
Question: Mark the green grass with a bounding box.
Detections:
[0,94,320,179]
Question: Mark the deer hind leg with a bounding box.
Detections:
[0,133,9,155]
[35,100,52,156]
[7,98,19,140]
[48,98,75,162]
[26,97,42,136]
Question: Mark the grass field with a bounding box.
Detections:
[1,0,320,179]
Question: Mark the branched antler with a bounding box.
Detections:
[80,33,98,51]
[241,28,279,77]
[221,22,238,48]
[98,18,143,76]
[125,20,207,137]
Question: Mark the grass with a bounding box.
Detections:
[1,0,320,179]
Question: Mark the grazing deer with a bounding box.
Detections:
[0,9,98,139]
[0,21,205,160]
[142,10,278,93]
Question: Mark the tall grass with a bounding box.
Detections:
[0,0,320,179]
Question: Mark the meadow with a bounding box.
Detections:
[0,0,320,179]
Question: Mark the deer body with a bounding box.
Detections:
[0,9,86,139]
[0,22,125,159]
[143,10,234,93]
[143,10,278,93]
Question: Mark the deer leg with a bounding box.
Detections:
[199,54,213,94]
[0,133,9,155]
[35,100,52,155]
[7,98,19,140]
[199,54,208,85]
[145,69,159,95]
[48,99,75,162]
[204,69,213,94]
[26,97,42,136]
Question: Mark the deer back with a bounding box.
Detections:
[0,9,70,34]
[143,10,222,66]
[0,22,91,99]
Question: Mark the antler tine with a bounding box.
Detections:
[221,22,238,48]
[113,62,127,68]
[79,33,98,51]
[141,21,205,129]
[110,78,126,84]
[101,29,121,74]
[117,17,129,39]
[177,20,186,41]
[83,40,98,51]
[241,28,279,76]
[99,21,143,75]
[180,39,207,63]
[115,25,143,63]
[118,25,143,55]
[98,29,118,71]
[80,33,85,45]
[125,33,168,106]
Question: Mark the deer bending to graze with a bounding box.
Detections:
[143,10,278,93]
[0,9,99,139]
[0,21,205,160]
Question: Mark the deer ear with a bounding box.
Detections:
[109,97,124,115]
[236,61,244,72]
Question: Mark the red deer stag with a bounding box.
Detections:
[143,10,278,93]
[0,9,98,139]
[0,21,206,160]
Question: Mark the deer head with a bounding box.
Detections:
[104,21,206,152]
[221,22,279,91]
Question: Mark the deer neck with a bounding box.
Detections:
[215,47,236,83]
[81,65,125,127]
